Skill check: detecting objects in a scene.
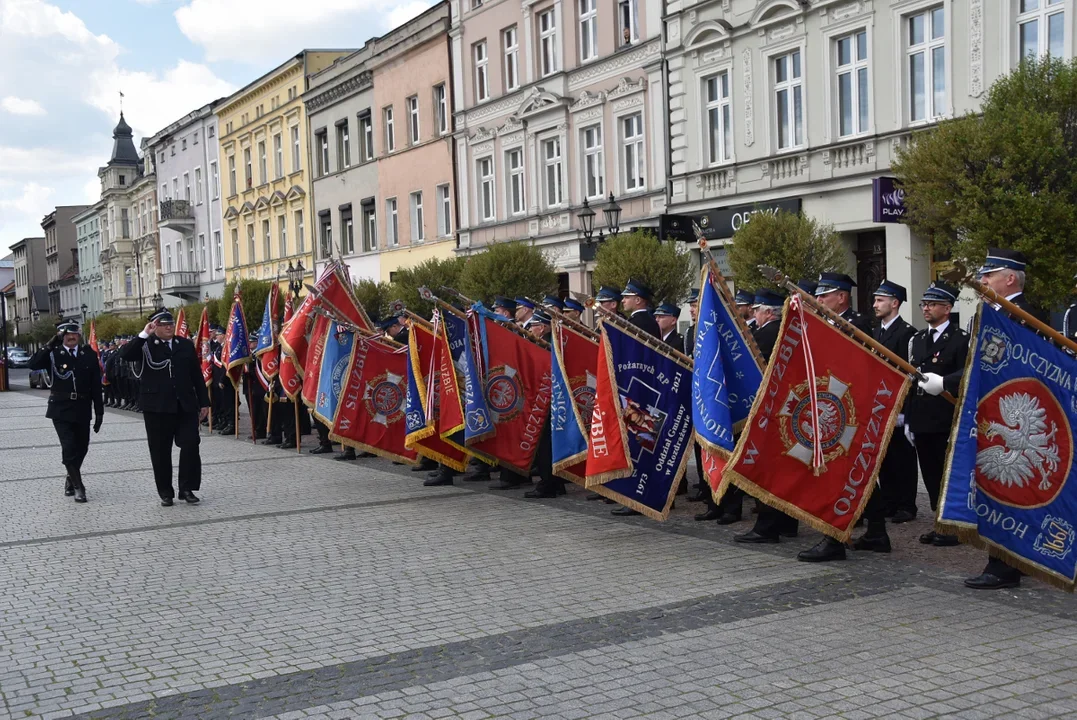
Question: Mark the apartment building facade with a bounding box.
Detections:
[10,237,46,338]
[451,0,668,297]
[664,0,1075,323]
[41,206,88,317]
[73,202,106,319]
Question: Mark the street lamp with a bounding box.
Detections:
[287,260,305,299]
[577,198,596,243]
[602,192,622,236]
[151,291,162,310]
[80,304,87,323]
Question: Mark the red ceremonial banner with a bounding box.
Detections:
[331,337,417,464]
[405,321,469,471]
[280,356,302,399]
[469,317,553,476]
[195,307,212,386]
[300,314,332,409]
[280,265,372,372]
[552,322,599,483]
[584,331,633,484]
[433,317,467,449]
[175,308,188,339]
[720,300,911,541]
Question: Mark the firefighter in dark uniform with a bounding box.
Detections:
[27,321,104,503]
[621,278,661,338]
[815,272,873,334]
[683,288,717,512]
[461,298,517,485]
[211,326,236,435]
[595,286,621,316]
[242,336,268,441]
[118,310,210,506]
[563,298,585,323]
[734,289,756,332]
[517,309,562,499]
[654,302,683,350]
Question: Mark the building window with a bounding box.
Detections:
[579,0,598,62]
[581,125,604,199]
[341,206,355,255]
[362,201,377,252]
[478,156,495,221]
[503,27,520,90]
[705,72,733,165]
[291,126,301,173]
[384,107,396,152]
[274,133,283,178]
[407,96,420,144]
[474,41,490,102]
[228,155,236,196]
[543,137,563,207]
[183,172,190,201]
[539,10,559,77]
[320,213,333,258]
[410,192,425,242]
[359,112,374,161]
[187,237,195,270]
[618,0,639,46]
[247,224,256,261]
[907,7,946,123]
[386,198,399,247]
[195,167,203,204]
[263,219,272,260]
[214,231,222,270]
[121,208,130,238]
[278,214,287,257]
[434,84,448,135]
[211,161,219,199]
[774,49,804,150]
[165,246,173,273]
[295,210,305,254]
[1018,0,1066,59]
[161,182,168,201]
[835,31,870,138]
[173,177,180,200]
[317,130,330,176]
[621,113,644,191]
[506,148,525,216]
[119,174,126,186]
[244,147,253,188]
[337,121,351,169]
[437,184,452,237]
[208,125,215,138]
[258,140,267,183]
[231,229,239,266]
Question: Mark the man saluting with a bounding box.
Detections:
[119,309,210,506]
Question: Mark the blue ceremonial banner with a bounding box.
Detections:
[441,310,492,444]
[550,322,598,483]
[939,302,1077,591]
[589,320,695,520]
[254,284,279,356]
[692,267,764,456]
[224,294,252,386]
[312,325,355,428]
[404,338,427,441]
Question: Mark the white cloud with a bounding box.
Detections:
[175,0,436,64]
[1,96,46,116]
[0,183,54,239]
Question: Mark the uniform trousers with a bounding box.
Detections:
[532,422,562,493]
[143,410,202,499]
[53,418,91,470]
[879,432,918,515]
[913,433,949,511]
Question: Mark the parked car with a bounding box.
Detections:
[7,348,31,368]
[29,368,51,389]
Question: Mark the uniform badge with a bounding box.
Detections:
[363,371,406,426]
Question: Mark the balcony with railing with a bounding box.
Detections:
[159,270,201,298]
[159,199,195,232]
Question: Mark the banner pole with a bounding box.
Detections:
[234,386,240,439]
[525,297,600,341]
[295,400,301,454]
[591,303,694,370]
[246,367,256,442]
[266,390,274,437]
[959,276,1077,354]
[422,287,551,351]
[207,393,213,433]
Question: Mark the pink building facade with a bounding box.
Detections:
[451,0,667,296]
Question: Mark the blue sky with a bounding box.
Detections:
[0,0,433,255]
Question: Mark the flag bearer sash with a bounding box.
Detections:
[939,303,1077,591]
[300,314,332,408]
[311,324,355,428]
[331,335,417,464]
[721,297,910,541]
[550,321,599,483]
[584,320,694,520]
[467,314,553,475]
[403,319,469,471]
[692,266,764,493]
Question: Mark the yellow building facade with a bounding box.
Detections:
[217,51,351,288]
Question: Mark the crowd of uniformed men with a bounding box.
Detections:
[26,246,1057,591]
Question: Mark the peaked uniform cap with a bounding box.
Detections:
[563,297,585,312]
[753,288,787,307]
[150,310,175,324]
[514,297,535,310]
[873,279,907,303]
[621,277,653,301]
[594,286,622,302]
[815,272,857,296]
[796,279,819,295]
[542,295,564,310]
[734,289,755,305]
[493,296,518,312]
[977,247,1028,275]
[654,302,680,317]
[921,281,959,304]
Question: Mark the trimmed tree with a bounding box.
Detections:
[352,279,395,322]
[726,212,850,292]
[458,241,558,305]
[389,256,468,318]
[892,57,1077,307]
[219,279,273,330]
[591,230,694,305]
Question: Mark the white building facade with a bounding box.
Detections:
[74,202,106,319]
[665,0,1075,325]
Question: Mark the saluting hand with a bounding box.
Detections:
[143,321,158,335]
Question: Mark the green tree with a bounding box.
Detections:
[892,57,1077,307]
[726,212,849,293]
[457,241,557,306]
[352,279,395,321]
[592,230,694,305]
[29,314,62,347]
[389,256,468,317]
[219,279,274,330]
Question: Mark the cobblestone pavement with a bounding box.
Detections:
[1,378,1075,720]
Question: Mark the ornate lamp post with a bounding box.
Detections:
[287,260,305,300]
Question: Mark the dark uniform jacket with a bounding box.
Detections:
[629,308,661,338]
[906,320,968,434]
[753,319,781,363]
[874,315,916,360]
[663,329,683,352]
[683,323,696,357]
[118,334,210,414]
[841,307,874,335]
[28,344,104,422]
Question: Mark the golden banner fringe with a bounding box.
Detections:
[329,433,418,466]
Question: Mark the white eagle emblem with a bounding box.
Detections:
[977,392,1061,492]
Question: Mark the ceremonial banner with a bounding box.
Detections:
[195,307,212,386]
[175,308,189,339]
[939,303,1077,591]
[722,299,910,541]
[692,266,765,492]
[89,320,108,386]
[550,321,599,483]
[403,319,469,471]
[223,291,251,386]
[468,315,553,475]
[281,265,373,373]
[254,284,281,379]
[331,336,417,463]
[434,313,468,451]
[312,324,356,427]
[280,356,302,399]
[437,309,490,447]
[584,321,694,521]
[300,314,332,408]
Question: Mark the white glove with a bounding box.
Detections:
[896,413,905,428]
[918,372,945,396]
[904,425,914,446]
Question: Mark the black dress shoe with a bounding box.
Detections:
[73,487,87,503]
[686,490,705,502]
[179,491,200,504]
[333,451,356,461]
[798,538,847,562]
[462,470,492,482]
[694,508,723,522]
[279,441,295,449]
[161,498,174,507]
[734,530,779,544]
[779,529,798,538]
[852,533,892,553]
[715,512,742,526]
[891,509,917,524]
[611,506,642,516]
[423,475,454,487]
[585,491,603,500]
[964,573,1021,590]
[308,445,334,455]
[357,451,375,458]
[524,489,558,499]
[919,530,937,545]
[932,533,960,547]
[64,476,74,497]
[262,436,282,445]
[489,479,527,489]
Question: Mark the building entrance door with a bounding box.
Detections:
[855,231,886,314]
